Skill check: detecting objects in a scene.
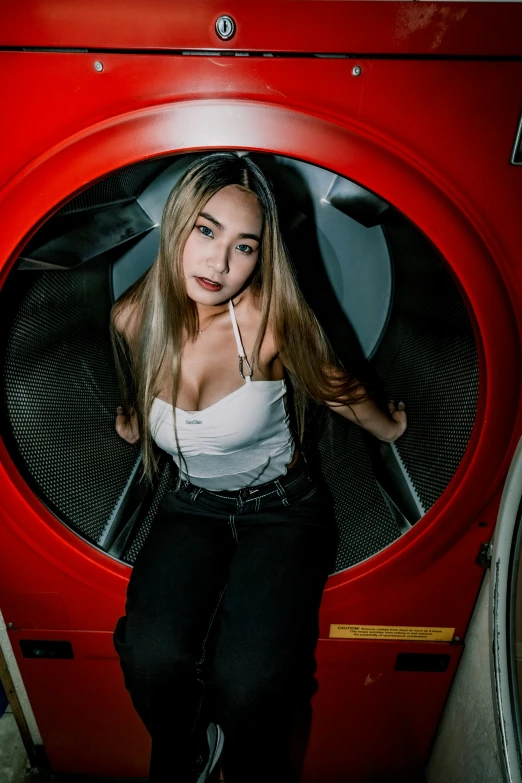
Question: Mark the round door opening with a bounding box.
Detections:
[0,152,479,574]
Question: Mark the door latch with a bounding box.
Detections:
[476,541,493,568]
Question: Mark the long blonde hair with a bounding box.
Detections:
[111,151,368,481]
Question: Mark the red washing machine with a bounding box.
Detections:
[1,2,522,781]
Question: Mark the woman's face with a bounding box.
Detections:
[182,184,263,304]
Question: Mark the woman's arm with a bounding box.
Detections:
[111,300,141,444]
[279,338,407,443]
[319,362,407,442]
[115,405,140,444]
[326,392,407,443]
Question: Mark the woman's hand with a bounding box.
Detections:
[387,401,407,442]
[115,406,140,444]
[326,388,408,443]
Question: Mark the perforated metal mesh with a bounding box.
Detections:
[123,459,176,564]
[1,255,140,543]
[371,223,479,511]
[56,159,169,215]
[317,414,401,571]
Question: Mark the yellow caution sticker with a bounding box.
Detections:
[329,624,455,642]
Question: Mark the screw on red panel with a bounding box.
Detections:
[216,15,236,41]
[352,66,362,76]
[94,61,104,72]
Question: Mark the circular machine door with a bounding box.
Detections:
[0,150,479,573]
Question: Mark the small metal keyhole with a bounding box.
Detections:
[216,15,236,41]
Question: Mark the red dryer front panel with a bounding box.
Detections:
[1,3,521,781]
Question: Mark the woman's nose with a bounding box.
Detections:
[207,246,229,273]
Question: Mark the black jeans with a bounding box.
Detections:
[112,455,336,783]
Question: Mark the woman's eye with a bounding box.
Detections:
[197,225,213,237]
[237,244,253,254]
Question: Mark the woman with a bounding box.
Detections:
[111,151,407,783]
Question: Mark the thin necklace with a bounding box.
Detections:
[195,313,219,337]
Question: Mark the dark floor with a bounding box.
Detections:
[0,704,35,782]
[0,709,227,782]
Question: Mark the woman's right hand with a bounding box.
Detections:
[387,401,407,442]
[115,406,140,444]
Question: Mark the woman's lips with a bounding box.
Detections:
[195,277,223,292]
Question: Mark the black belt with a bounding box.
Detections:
[182,452,307,499]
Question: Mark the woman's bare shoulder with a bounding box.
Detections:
[260,319,278,359]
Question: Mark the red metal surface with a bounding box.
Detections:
[10,630,150,777]
[10,628,464,781]
[1,3,521,780]
[2,1,522,56]
[305,638,464,783]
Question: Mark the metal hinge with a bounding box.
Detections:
[476,541,493,568]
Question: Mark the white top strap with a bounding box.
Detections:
[228,299,245,355]
[228,299,252,381]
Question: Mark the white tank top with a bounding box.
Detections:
[149,300,295,490]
